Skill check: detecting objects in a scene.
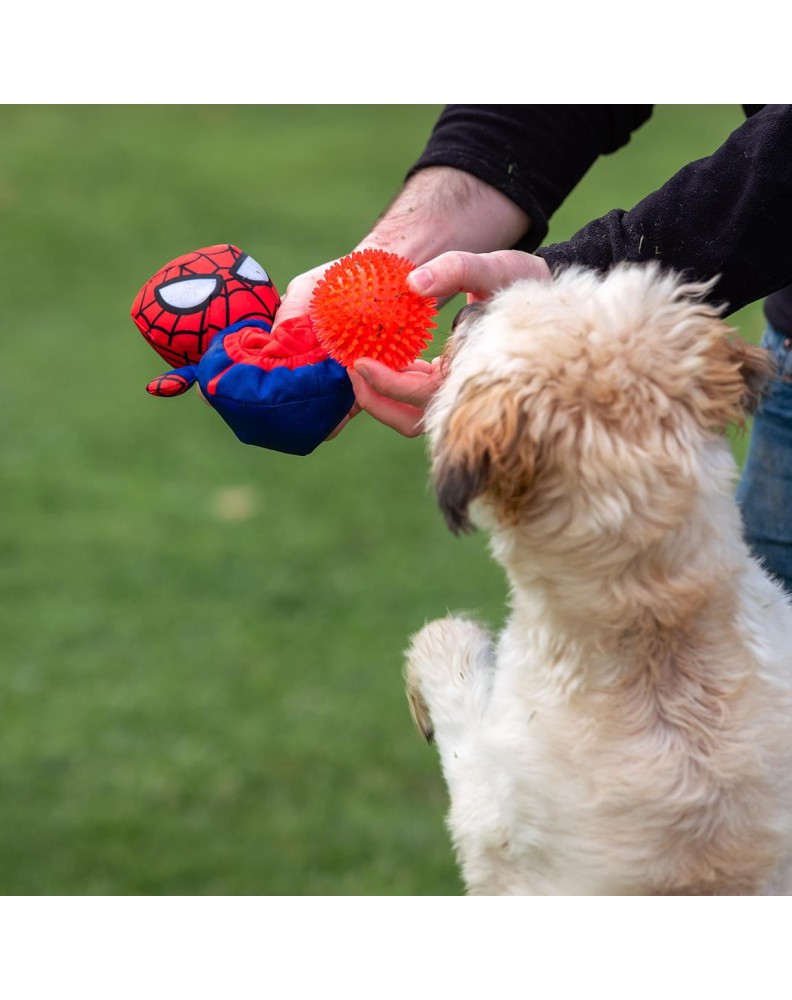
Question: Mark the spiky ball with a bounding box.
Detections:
[309,249,437,369]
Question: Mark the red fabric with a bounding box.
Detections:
[206,364,233,397]
[222,316,328,372]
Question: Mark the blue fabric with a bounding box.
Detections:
[197,323,355,456]
[216,317,272,339]
[736,325,792,593]
[168,364,199,387]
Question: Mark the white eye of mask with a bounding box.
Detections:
[156,275,221,313]
[230,254,270,285]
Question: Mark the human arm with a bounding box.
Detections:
[273,105,653,327]
[272,165,532,328]
[407,105,653,252]
[410,106,792,314]
[356,106,792,437]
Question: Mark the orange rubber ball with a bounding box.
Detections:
[309,249,437,370]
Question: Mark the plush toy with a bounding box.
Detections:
[131,244,436,456]
[131,244,354,456]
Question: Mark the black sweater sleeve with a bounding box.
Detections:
[537,105,792,316]
[406,105,653,249]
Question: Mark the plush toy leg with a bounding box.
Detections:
[146,365,199,397]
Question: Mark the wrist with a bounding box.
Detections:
[356,167,532,266]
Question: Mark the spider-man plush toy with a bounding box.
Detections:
[131,244,354,455]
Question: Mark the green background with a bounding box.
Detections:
[0,105,762,894]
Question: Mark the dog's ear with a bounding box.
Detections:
[433,380,535,535]
[699,332,774,430]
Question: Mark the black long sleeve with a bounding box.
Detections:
[537,105,792,316]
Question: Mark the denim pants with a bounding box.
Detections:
[736,326,792,594]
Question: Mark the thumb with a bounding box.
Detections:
[407,250,551,302]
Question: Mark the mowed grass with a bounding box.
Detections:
[0,106,764,894]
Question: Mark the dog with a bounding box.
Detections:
[405,264,792,895]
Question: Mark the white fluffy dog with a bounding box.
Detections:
[405,265,792,895]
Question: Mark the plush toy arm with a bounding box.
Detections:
[146,365,199,397]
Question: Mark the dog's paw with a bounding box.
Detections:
[404,617,495,745]
[406,676,434,742]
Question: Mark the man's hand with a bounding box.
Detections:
[350,250,552,437]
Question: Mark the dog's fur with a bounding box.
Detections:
[405,264,792,895]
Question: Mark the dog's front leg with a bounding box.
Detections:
[406,618,520,894]
[404,616,495,755]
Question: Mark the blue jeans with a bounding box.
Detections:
[736,326,792,594]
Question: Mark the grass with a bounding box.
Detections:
[0,105,765,894]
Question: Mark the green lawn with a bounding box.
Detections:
[0,105,764,894]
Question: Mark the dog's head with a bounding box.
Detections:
[426,265,771,551]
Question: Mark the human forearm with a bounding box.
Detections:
[365,107,653,261]
[408,105,653,250]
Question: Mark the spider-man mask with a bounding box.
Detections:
[131,244,281,367]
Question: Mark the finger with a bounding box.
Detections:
[352,358,443,408]
[407,250,551,302]
[348,370,425,437]
[402,359,434,374]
